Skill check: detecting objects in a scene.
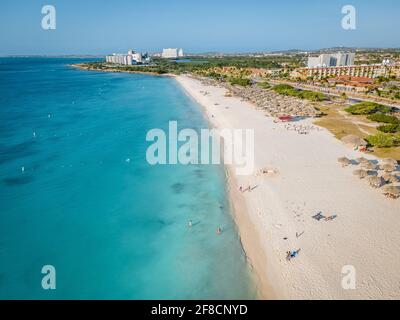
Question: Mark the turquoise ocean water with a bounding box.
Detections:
[0,58,255,299]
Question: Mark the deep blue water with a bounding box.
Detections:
[0,58,255,299]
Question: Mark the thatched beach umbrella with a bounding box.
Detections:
[353,169,368,179]
[382,158,398,166]
[356,157,370,165]
[393,173,400,182]
[362,162,378,170]
[367,176,386,188]
[381,163,397,172]
[381,173,399,184]
[338,157,351,167]
[383,185,400,199]
[341,134,367,148]
[367,170,378,177]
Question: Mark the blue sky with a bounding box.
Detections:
[0,0,399,55]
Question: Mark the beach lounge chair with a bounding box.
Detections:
[324,215,337,221]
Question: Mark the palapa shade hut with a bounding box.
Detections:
[381,172,399,184]
[383,185,400,199]
[367,176,386,188]
[341,134,367,148]
[356,157,370,165]
[353,169,368,179]
[381,163,397,173]
[367,170,378,177]
[338,156,351,167]
[362,161,378,171]
[382,158,398,166]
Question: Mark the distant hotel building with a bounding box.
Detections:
[162,48,184,59]
[105,49,146,65]
[290,53,399,80]
[292,64,397,80]
[307,52,355,68]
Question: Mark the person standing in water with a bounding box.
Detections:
[188,220,192,228]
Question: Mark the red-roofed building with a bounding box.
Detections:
[327,76,375,92]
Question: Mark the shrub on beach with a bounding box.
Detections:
[345,102,391,115]
[300,90,326,101]
[257,82,271,89]
[377,124,400,133]
[207,71,223,80]
[273,84,300,97]
[367,113,400,124]
[272,84,326,101]
[273,84,295,93]
[365,133,399,148]
[156,68,168,74]
[229,77,252,86]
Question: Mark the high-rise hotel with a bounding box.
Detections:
[105,49,145,65]
[161,48,184,59]
[307,53,355,68]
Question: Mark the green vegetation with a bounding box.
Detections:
[174,55,303,69]
[314,104,400,160]
[273,84,295,93]
[366,133,399,148]
[273,84,326,101]
[377,124,400,133]
[300,90,326,101]
[343,102,400,148]
[229,77,252,86]
[367,113,400,124]
[344,102,391,115]
[78,54,304,77]
[375,76,391,83]
[257,82,271,89]
[205,71,225,80]
[314,105,375,140]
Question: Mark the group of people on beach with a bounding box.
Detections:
[283,123,322,135]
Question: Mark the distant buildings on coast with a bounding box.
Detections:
[293,63,397,80]
[161,48,184,59]
[105,49,149,65]
[290,52,400,82]
[307,52,355,68]
[105,47,185,65]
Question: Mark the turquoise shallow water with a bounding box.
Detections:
[0,58,255,299]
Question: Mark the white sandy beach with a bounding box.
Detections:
[175,75,400,300]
